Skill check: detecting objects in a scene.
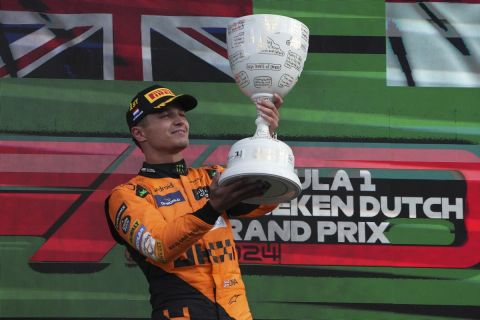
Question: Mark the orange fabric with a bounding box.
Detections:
[106,164,277,320]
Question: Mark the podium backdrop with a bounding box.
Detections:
[1,1,479,319]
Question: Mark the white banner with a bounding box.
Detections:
[386,1,480,87]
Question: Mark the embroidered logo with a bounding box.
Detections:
[114,203,127,230]
[120,215,131,234]
[175,163,187,175]
[155,191,185,207]
[135,185,149,198]
[228,294,241,305]
[192,186,209,200]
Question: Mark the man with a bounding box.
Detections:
[105,84,283,320]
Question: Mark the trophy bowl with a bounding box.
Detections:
[219,14,309,204]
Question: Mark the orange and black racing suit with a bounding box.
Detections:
[105,160,277,320]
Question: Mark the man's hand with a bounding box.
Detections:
[256,93,283,136]
[208,173,270,212]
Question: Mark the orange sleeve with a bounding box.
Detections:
[107,185,217,264]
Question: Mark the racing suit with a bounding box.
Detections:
[105,160,277,320]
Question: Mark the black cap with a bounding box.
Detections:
[126,84,197,129]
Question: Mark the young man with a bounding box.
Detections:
[105,84,283,320]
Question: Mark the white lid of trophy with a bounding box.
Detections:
[219,14,309,204]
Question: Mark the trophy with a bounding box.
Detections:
[219,14,309,204]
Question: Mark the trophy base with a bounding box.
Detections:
[219,171,301,204]
[218,136,302,204]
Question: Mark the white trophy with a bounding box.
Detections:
[219,14,309,204]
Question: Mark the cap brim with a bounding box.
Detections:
[155,94,198,112]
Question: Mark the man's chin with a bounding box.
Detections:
[173,140,189,152]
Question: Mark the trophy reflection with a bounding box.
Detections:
[218,14,310,204]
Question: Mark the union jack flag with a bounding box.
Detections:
[0,0,251,81]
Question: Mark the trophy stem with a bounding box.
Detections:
[254,115,270,137]
[251,93,274,138]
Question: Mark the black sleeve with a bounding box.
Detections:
[226,202,260,217]
[193,201,222,224]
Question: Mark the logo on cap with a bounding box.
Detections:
[129,98,139,111]
[132,109,143,121]
[144,88,174,103]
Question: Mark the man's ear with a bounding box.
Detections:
[131,126,147,143]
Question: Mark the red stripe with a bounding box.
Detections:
[386,0,480,3]
[0,141,129,155]
[0,173,98,187]
[0,0,252,16]
[179,27,228,59]
[204,145,480,166]
[0,140,131,187]
[0,66,7,77]
[111,11,141,80]
[1,27,90,77]
[14,26,91,72]
[0,0,253,15]
[29,190,116,262]
[0,193,80,236]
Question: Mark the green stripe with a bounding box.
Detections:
[254,0,385,35]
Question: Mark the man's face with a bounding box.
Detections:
[136,105,190,154]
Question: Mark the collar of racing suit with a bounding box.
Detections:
[138,159,188,178]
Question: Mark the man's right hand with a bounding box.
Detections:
[208,173,269,212]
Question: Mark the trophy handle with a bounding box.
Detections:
[251,92,275,138]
